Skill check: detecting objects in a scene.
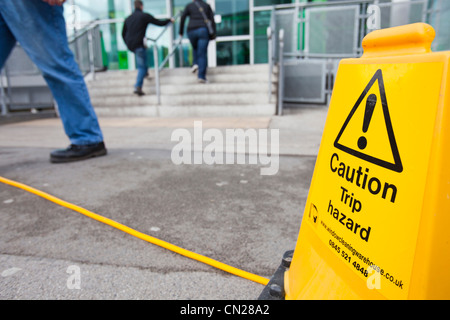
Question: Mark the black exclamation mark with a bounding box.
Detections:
[357,94,377,150]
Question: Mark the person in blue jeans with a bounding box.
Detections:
[0,0,107,163]
[122,1,173,96]
[133,47,148,95]
[179,0,216,83]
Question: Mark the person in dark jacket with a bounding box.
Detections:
[122,1,173,96]
[179,0,216,83]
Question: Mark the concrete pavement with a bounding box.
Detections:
[0,107,328,300]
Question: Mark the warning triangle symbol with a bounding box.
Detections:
[334,69,403,173]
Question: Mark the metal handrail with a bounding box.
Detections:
[147,11,182,105]
[68,20,115,80]
[146,11,181,43]
[68,12,180,76]
[159,37,183,71]
[152,38,184,105]
[269,0,429,62]
[270,0,432,111]
[257,0,376,11]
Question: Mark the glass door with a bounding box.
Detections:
[214,0,250,65]
[172,0,194,67]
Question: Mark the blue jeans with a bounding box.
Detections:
[0,0,103,146]
[134,47,148,89]
[187,27,209,80]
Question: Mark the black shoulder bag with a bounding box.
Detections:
[194,1,216,40]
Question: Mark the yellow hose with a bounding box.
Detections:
[0,175,269,286]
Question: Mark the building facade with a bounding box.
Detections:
[63,0,449,71]
[64,0,307,71]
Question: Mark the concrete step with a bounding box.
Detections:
[93,64,270,80]
[88,81,273,97]
[91,92,274,107]
[88,64,277,117]
[94,104,276,117]
[88,72,271,88]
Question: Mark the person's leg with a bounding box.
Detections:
[134,47,147,95]
[0,1,104,149]
[196,28,210,81]
[187,29,199,70]
[0,12,17,69]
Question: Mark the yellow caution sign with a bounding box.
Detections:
[284,23,450,300]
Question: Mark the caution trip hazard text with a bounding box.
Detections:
[327,152,398,242]
[323,69,401,243]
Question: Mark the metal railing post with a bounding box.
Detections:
[178,40,184,68]
[0,69,8,116]
[153,44,161,105]
[146,12,182,106]
[267,26,273,103]
[4,65,12,112]
[87,28,96,80]
[277,29,284,116]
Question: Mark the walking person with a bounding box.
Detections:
[179,0,216,83]
[0,0,107,163]
[122,1,174,96]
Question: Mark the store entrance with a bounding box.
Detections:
[173,0,250,67]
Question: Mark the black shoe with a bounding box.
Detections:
[134,88,145,96]
[50,142,107,163]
